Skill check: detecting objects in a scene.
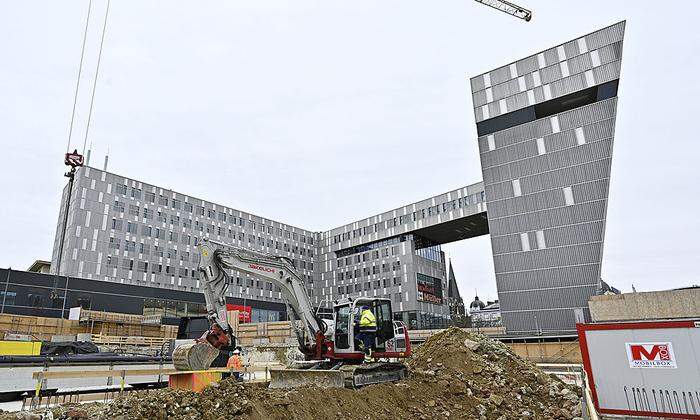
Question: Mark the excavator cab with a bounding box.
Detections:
[331,297,410,360]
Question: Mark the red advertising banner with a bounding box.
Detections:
[226,304,252,323]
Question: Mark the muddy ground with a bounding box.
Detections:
[2,328,583,420]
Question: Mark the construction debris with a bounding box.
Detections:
[1,328,584,420]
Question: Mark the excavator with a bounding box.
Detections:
[172,239,412,388]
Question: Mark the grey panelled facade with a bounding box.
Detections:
[50,166,316,314]
[51,165,487,329]
[470,22,625,334]
[317,183,488,329]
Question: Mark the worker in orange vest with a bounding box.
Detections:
[226,347,243,381]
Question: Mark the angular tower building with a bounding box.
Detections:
[470,22,625,334]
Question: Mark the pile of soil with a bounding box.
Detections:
[3,328,583,420]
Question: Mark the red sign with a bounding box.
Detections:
[226,304,252,323]
[626,342,676,368]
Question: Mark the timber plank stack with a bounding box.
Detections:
[0,313,177,345]
[235,321,295,346]
[0,314,80,341]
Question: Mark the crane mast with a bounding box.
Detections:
[474,0,532,22]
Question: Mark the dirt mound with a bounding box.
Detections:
[406,327,583,419]
[4,328,583,420]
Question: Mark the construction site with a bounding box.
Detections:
[2,0,700,419]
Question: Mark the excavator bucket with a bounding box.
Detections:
[172,341,221,371]
[268,368,346,389]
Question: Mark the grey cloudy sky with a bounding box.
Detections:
[1,1,698,302]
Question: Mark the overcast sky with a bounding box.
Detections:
[1,1,698,302]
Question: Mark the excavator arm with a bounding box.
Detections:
[197,239,326,357]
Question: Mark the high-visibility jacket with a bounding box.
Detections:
[359,309,377,329]
[227,354,242,369]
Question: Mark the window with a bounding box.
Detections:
[208,209,216,218]
[183,218,192,228]
[145,191,156,203]
[158,196,168,206]
[108,237,120,249]
[158,211,167,223]
[171,199,181,210]
[126,221,138,233]
[116,184,127,195]
[138,261,148,272]
[111,218,122,230]
[153,245,164,257]
[184,202,193,213]
[170,215,180,225]
[0,291,17,306]
[512,179,522,197]
[535,230,546,249]
[131,188,141,199]
[143,208,151,219]
[113,200,125,213]
[520,233,530,252]
[563,187,574,206]
[536,138,546,155]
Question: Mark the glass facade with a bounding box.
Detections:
[142,298,207,318]
[415,244,442,262]
[394,310,450,330]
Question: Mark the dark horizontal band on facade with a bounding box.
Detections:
[476,79,620,137]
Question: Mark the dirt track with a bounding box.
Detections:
[2,328,583,420]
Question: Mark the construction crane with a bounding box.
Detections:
[474,0,532,22]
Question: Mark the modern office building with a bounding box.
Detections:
[50,165,487,329]
[49,22,624,334]
[469,21,625,333]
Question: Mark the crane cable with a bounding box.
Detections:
[65,0,93,153]
[82,0,111,155]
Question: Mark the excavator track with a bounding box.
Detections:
[269,362,407,389]
[342,362,408,388]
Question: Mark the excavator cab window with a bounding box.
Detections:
[371,299,393,351]
[334,305,351,349]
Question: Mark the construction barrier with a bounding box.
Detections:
[0,340,42,356]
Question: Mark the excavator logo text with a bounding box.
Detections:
[248,263,275,273]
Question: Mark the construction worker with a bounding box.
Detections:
[355,306,376,362]
[226,347,243,381]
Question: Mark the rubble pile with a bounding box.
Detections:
[405,327,583,419]
[3,328,583,420]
